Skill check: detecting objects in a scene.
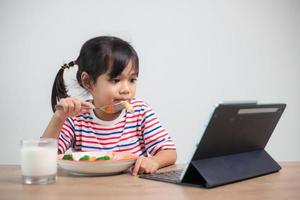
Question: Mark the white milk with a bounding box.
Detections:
[21,146,57,176]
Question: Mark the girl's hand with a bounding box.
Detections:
[54,97,95,119]
[131,157,160,176]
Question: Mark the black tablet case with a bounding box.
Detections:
[181,103,286,188]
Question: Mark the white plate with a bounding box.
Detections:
[58,151,137,176]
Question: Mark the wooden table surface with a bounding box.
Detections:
[0,162,300,200]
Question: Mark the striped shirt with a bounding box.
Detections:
[58,99,176,157]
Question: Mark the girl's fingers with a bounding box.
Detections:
[74,100,82,114]
[66,99,75,114]
[139,168,145,175]
[132,158,143,176]
[144,168,150,174]
[81,109,90,114]
[78,101,94,115]
[132,158,160,175]
[81,101,95,109]
[150,166,157,174]
[56,97,94,117]
[58,98,74,114]
[60,99,69,113]
[143,163,153,174]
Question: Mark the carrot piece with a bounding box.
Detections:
[105,105,114,113]
[90,156,97,161]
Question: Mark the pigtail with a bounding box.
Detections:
[51,61,76,112]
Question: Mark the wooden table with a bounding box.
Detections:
[0,162,299,200]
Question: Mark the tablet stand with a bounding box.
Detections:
[181,149,281,188]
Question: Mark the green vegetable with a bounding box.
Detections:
[96,156,110,160]
[79,155,90,161]
[62,154,73,160]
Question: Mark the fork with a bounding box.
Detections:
[55,101,134,114]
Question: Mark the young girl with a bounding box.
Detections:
[42,36,177,175]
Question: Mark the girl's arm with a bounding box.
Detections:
[132,103,177,175]
[42,97,94,138]
[152,149,177,168]
[42,113,67,138]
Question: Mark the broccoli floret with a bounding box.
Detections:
[79,155,90,161]
[96,156,110,160]
[62,154,73,160]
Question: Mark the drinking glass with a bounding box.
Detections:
[20,138,57,184]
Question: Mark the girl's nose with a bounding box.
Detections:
[119,82,130,95]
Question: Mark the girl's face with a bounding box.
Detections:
[89,60,138,108]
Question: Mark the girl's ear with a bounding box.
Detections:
[81,72,93,91]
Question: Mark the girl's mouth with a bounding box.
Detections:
[113,99,129,103]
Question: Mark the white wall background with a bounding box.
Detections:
[0,0,299,164]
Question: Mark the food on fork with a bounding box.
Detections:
[124,102,134,113]
[103,105,114,113]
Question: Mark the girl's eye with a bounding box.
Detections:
[130,78,137,83]
[111,79,120,84]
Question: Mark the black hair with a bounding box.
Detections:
[51,36,139,112]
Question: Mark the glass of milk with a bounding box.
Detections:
[20,138,57,184]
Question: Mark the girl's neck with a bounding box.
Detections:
[93,109,122,121]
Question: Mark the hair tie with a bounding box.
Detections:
[61,60,76,70]
[61,63,69,70]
